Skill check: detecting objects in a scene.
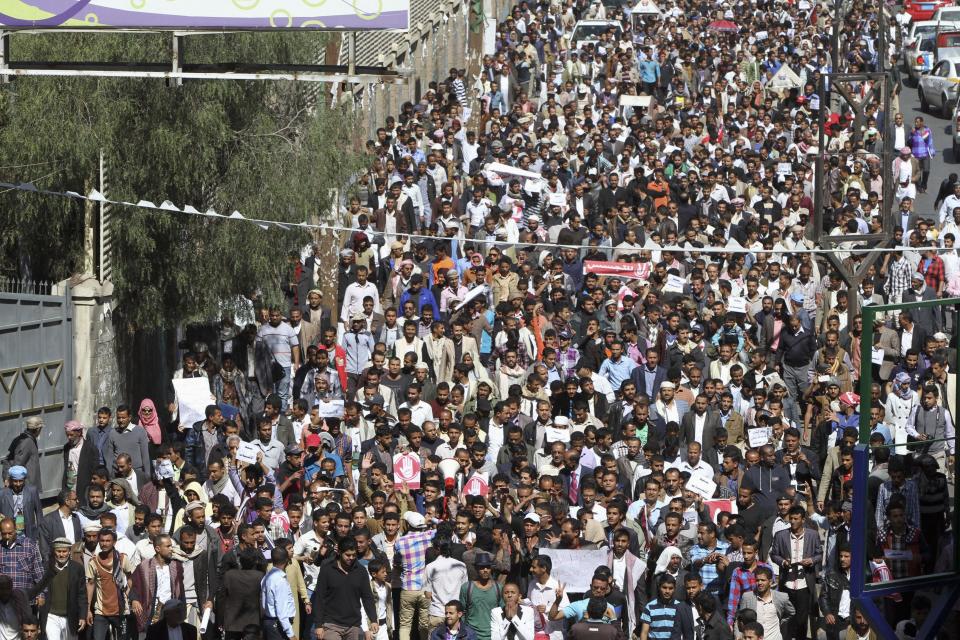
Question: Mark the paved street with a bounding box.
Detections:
[901,75,957,214]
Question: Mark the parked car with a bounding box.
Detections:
[907,0,952,22]
[919,56,960,116]
[951,92,960,157]
[906,31,937,84]
[933,6,960,23]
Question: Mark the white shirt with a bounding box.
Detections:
[340,282,382,321]
[491,605,536,640]
[901,327,913,356]
[60,511,76,544]
[294,530,325,592]
[399,401,435,428]
[156,563,173,605]
[423,556,468,617]
[0,601,18,640]
[527,577,568,640]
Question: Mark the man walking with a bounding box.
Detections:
[36,538,87,640]
[6,416,42,492]
[311,538,379,640]
[262,547,298,640]
[0,517,44,599]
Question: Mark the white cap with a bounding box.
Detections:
[554,416,570,426]
[660,381,676,390]
[404,512,428,529]
[523,512,541,523]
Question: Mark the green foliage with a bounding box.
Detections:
[0,31,364,328]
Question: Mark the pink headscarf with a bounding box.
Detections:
[138,398,162,445]
[64,420,84,434]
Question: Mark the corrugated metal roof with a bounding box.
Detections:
[338,0,451,67]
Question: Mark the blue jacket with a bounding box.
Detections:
[399,288,440,318]
[429,623,478,640]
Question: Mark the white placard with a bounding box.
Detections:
[454,285,489,311]
[872,348,884,365]
[687,474,718,500]
[548,192,566,207]
[172,378,215,431]
[237,441,260,465]
[317,399,345,418]
[540,549,610,593]
[764,372,785,388]
[619,95,653,107]
[727,296,747,314]
[348,427,362,458]
[747,427,772,448]
[776,162,793,175]
[545,427,571,443]
[664,274,685,293]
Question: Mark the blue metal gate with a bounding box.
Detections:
[0,279,72,499]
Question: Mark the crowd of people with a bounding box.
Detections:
[1,0,956,639]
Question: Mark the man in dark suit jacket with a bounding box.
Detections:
[629,355,668,400]
[901,276,941,335]
[0,467,42,539]
[769,506,822,640]
[146,600,198,640]
[897,308,931,355]
[35,538,87,635]
[680,396,721,446]
[40,492,82,559]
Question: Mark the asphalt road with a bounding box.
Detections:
[901,75,957,213]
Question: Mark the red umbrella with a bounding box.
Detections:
[707,19,739,32]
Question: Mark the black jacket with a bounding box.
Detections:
[312,560,377,628]
[35,560,87,631]
[818,569,850,618]
[62,438,99,502]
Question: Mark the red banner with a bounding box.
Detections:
[583,260,646,279]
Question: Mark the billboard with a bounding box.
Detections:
[0,0,409,30]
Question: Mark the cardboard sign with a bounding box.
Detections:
[548,192,567,207]
[172,378,215,430]
[584,260,647,280]
[727,296,747,314]
[687,474,718,500]
[747,427,773,448]
[619,95,653,107]
[540,549,609,593]
[393,452,422,489]
[545,426,571,443]
[465,472,489,496]
[664,274,685,293]
[237,441,260,465]
[317,399,345,418]
[871,348,884,365]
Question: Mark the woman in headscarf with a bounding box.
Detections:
[137,398,163,447]
[884,371,919,453]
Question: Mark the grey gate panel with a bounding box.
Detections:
[0,281,72,499]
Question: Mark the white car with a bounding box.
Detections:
[906,32,937,83]
[570,20,624,48]
[919,57,960,116]
[933,6,960,22]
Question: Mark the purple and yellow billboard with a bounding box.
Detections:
[0,0,409,30]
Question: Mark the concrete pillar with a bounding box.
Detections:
[69,276,120,423]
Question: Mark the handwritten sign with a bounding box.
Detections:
[727,296,747,314]
[237,441,260,465]
[548,192,567,207]
[664,274,685,293]
[393,452,422,489]
[872,348,884,365]
[541,549,609,593]
[687,474,718,500]
[317,399,345,418]
[747,427,772,448]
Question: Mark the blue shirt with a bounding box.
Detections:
[562,598,619,623]
[640,599,681,640]
[599,357,638,392]
[688,540,730,594]
[261,567,297,636]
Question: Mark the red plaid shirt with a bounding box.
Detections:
[919,256,945,290]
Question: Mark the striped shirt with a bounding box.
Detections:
[640,598,681,640]
[395,529,436,590]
